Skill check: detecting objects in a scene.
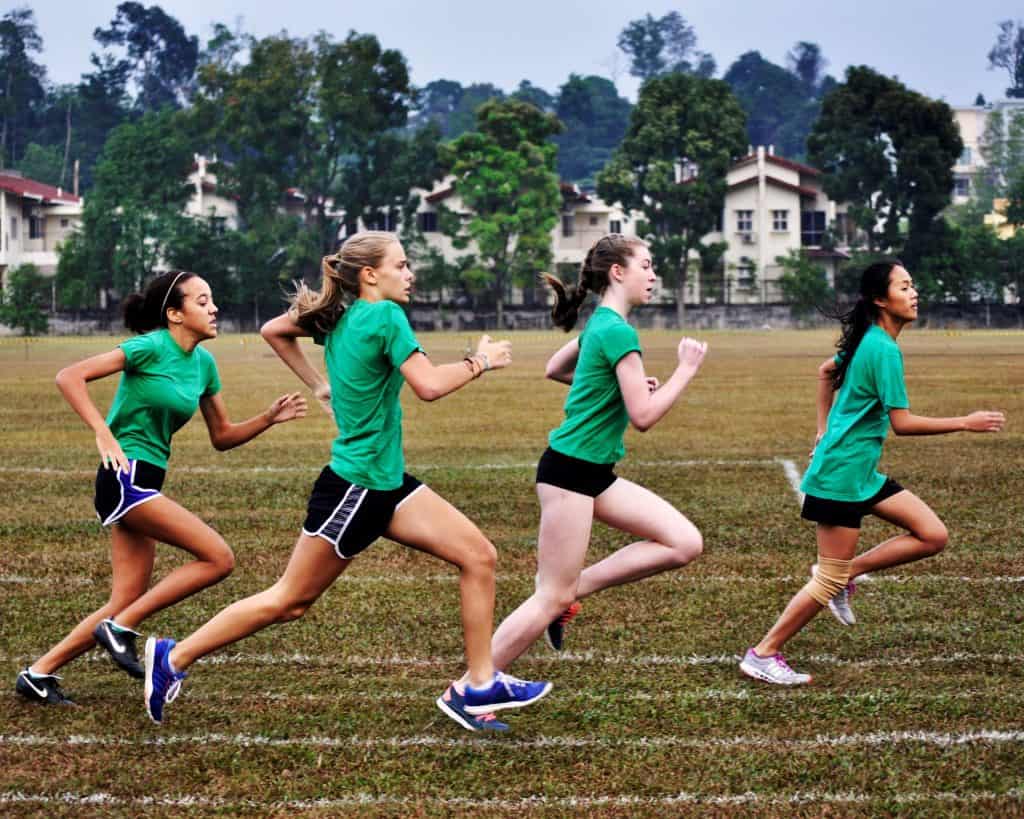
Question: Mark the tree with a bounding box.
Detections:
[93,2,199,111]
[15,142,62,186]
[511,80,555,112]
[0,263,49,335]
[988,20,1024,99]
[915,219,1003,305]
[617,12,714,82]
[597,72,747,324]
[787,41,827,93]
[776,249,833,315]
[439,98,563,328]
[808,66,962,267]
[553,74,631,187]
[975,107,1024,210]
[0,6,46,168]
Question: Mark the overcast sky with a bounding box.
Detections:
[24,0,1024,106]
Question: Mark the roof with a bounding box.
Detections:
[733,153,822,177]
[0,172,81,204]
[425,187,454,204]
[728,175,820,198]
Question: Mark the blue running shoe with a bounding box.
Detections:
[463,671,552,715]
[435,682,509,732]
[144,637,186,725]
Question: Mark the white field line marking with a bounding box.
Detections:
[6,572,1023,586]
[776,457,805,504]
[0,458,779,477]
[1,787,1022,810]
[1,729,1022,752]
[6,649,1019,670]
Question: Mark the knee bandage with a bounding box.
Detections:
[803,556,852,607]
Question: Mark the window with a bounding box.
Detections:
[736,256,755,288]
[210,216,227,236]
[417,211,438,233]
[609,219,622,234]
[801,211,826,246]
[589,215,599,226]
[28,215,44,240]
[562,214,574,237]
[736,210,753,232]
[60,218,69,228]
[9,216,17,240]
[366,212,397,231]
[953,177,971,197]
[771,210,789,231]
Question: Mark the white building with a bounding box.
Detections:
[951,98,1024,203]
[0,171,83,289]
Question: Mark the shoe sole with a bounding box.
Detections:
[739,660,812,686]
[464,682,553,715]
[94,623,145,679]
[143,637,161,724]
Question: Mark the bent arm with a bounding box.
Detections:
[616,351,698,433]
[889,407,1005,435]
[260,313,328,394]
[400,351,483,402]
[815,357,837,437]
[545,337,580,385]
[55,349,131,471]
[199,391,306,451]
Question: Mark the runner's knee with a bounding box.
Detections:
[918,521,948,556]
[460,535,497,576]
[667,525,703,565]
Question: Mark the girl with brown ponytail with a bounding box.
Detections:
[16,272,307,706]
[143,232,551,731]
[476,233,709,676]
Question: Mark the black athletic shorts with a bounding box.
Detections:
[94,459,166,526]
[302,466,423,559]
[801,478,905,529]
[535,447,618,498]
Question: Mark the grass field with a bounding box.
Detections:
[0,328,1022,817]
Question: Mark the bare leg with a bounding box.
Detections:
[851,490,948,579]
[30,526,156,675]
[489,484,594,672]
[111,496,236,629]
[170,533,350,670]
[384,486,498,688]
[576,478,703,598]
[754,524,860,657]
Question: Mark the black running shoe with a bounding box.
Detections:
[15,669,75,704]
[545,601,581,651]
[93,618,144,679]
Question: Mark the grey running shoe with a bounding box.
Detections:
[93,617,144,678]
[739,648,812,685]
[812,563,857,626]
[15,669,75,704]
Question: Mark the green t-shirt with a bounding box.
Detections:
[548,306,642,464]
[319,299,423,491]
[801,324,910,502]
[106,328,221,469]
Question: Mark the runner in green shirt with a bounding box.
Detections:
[144,232,551,731]
[17,271,306,706]
[740,260,1006,686]
[479,233,709,677]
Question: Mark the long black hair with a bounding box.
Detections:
[122,271,197,334]
[823,259,902,391]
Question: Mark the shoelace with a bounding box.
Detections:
[495,671,531,694]
[773,654,795,672]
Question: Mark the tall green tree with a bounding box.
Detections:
[975,107,1024,209]
[597,72,747,324]
[439,98,563,328]
[808,66,962,267]
[553,74,631,187]
[0,6,46,168]
[988,20,1024,99]
[776,249,833,316]
[0,263,49,335]
[93,2,199,111]
[617,11,715,81]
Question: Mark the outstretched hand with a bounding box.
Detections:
[264,392,308,425]
[476,334,513,371]
[965,410,1005,432]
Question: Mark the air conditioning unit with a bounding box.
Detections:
[740,232,757,245]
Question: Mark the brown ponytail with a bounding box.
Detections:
[543,233,646,331]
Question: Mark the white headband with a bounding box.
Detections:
[159,271,188,318]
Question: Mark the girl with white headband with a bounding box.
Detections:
[15,270,307,706]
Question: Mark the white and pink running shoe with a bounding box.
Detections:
[739,648,812,685]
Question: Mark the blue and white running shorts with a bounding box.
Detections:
[94,459,166,526]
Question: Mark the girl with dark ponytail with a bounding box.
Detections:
[15,271,307,706]
[476,233,709,676]
[740,261,1006,686]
